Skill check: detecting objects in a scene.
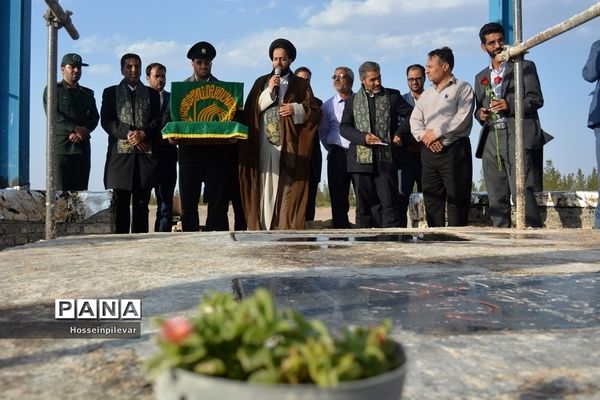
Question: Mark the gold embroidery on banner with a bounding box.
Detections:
[179,84,237,122]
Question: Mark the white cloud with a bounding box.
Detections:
[114,40,183,61]
[307,0,482,28]
[73,35,114,54]
[297,5,315,19]
[87,63,112,76]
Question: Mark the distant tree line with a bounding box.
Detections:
[474,159,598,192]
[540,160,597,191]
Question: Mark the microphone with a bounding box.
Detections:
[273,68,281,97]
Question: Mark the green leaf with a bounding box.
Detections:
[194,358,226,376]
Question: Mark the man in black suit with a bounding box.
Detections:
[102,53,162,233]
[178,41,234,232]
[340,61,413,228]
[146,62,177,232]
[474,22,544,228]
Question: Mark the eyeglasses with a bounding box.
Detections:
[407,77,423,82]
[485,39,505,46]
[332,74,349,81]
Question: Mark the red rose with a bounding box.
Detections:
[160,317,193,344]
[480,77,490,86]
[493,76,502,85]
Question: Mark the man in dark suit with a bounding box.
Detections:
[294,66,322,223]
[396,63,425,227]
[474,22,543,228]
[146,62,177,232]
[102,53,162,233]
[340,61,413,228]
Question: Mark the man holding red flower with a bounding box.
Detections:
[474,22,544,228]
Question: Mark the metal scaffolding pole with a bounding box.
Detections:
[43,0,79,240]
[501,3,600,60]
[499,2,600,229]
[512,0,525,229]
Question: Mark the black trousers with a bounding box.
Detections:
[327,146,354,228]
[179,162,231,232]
[305,138,322,222]
[114,188,152,234]
[57,153,90,191]
[154,153,177,232]
[421,137,472,227]
[113,157,152,234]
[352,161,400,229]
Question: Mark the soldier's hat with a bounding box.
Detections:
[61,53,88,67]
[187,41,216,61]
[269,38,296,62]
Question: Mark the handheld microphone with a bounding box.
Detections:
[273,68,281,97]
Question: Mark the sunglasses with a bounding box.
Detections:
[332,74,349,81]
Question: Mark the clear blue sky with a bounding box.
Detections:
[30,0,600,191]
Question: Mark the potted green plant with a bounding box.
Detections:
[146,288,407,400]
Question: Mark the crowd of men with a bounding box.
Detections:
[44,22,600,233]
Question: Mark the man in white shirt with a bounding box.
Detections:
[411,47,474,227]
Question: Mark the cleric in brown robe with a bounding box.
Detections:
[238,38,322,230]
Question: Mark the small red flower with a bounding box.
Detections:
[160,317,193,344]
[493,76,502,85]
[480,77,490,86]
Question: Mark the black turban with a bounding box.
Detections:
[268,38,296,62]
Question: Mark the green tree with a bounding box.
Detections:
[543,159,562,190]
[586,168,598,191]
[315,183,330,207]
[542,160,597,191]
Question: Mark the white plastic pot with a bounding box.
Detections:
[155,356,407,400]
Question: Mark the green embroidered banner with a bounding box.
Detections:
[162,81,248,141]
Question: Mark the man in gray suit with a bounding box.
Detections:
[583,39,600,229]
[474,22,543,228]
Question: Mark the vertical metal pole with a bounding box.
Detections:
[513,0,526,229]
[42,1,79,241]
[45,10,58,240]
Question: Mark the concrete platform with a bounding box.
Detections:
[0,228,599,399]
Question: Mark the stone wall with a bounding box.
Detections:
[0,190,114,250]
[1,189,597,250]
[409,191,598,228]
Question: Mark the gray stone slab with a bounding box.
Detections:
[0,228,599,399]
[234,273,599,333]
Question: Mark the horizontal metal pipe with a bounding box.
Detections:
[44,0,79,40]
[501,2,600,60]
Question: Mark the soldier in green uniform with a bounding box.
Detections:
[43,53,99,191]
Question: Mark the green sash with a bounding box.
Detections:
[263,102,281,146]
[353,90,391,164]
